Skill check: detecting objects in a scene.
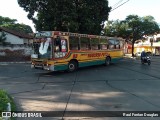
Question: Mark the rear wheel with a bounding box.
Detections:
[68,61,78,72]
[104,57,111,66]
[141,60,144,64]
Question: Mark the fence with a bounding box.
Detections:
[0,45,32,62]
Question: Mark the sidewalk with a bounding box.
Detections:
[0,61,31,65]
[123,54,136,60]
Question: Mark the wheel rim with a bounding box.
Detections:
[69,63,75,71]
[105,58,110,65]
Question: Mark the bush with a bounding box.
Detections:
[0,90,16,119]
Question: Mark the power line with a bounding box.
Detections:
[111,0,130,12]
[112,0,124,8]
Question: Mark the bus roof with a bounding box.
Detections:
[35,31,124,40]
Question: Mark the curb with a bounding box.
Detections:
[123,56,136,59]
[0,61,31,65]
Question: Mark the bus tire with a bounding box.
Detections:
[104,57,111,66]
[68,60,77,72]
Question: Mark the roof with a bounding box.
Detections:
[0,27,33,39]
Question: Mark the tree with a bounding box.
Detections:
[0,16,33,33]
[18,0,111,34]
[0,16,17,25]
[125,15,142,56]
[2,23,33,34]
[141,16,160,35]
[125,15,159,56]
[104,15,160,56]
[103,20,130,38]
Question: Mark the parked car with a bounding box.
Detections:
[146,51,152,56]
[135,51,152,57]
[135,52,141,57]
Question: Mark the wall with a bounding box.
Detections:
[0,45,32,62]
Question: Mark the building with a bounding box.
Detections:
[0,27,33,45]
[124,41,132,54]
[0,27,34,62]
[134,34,160,55]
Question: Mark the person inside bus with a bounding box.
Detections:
[55,36,61,52]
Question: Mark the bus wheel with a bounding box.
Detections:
[68,61,77,72]
[104,57,111,66]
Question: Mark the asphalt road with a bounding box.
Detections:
[0,56,160,120]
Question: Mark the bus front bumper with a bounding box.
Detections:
[31,64,55,71]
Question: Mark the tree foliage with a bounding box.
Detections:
[104,15,160,56]
[18,0,111,34]
[103,20,130,38]
[0,16,17,25]
[0,16,33,33]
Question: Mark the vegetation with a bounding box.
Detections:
[104,15,160,56]
[18,0,111,34]
[0,90,16,118]
[0,16,33,33]
[17,0,160,56]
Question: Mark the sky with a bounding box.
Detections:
[109,0,160,22]
[0,0,160,32]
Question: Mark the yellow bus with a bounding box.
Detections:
[31,31,124,72]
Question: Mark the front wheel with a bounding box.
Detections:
[148,61,151,65]
[104,57,111,66]
[68,61,78,72]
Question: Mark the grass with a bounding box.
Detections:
[0,89,16,119]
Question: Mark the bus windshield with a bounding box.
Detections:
[32,38,52,59]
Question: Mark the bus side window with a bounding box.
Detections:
[100,38,108,50]
[108,39,120,49]
[115,40,120,49]
[108,39,115,49]
[91,38,99,50]
[69,36,79,50]
[80,37,90,50]
[109,45,114,49]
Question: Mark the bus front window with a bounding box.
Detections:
[32,38,52,59]
[39,38,52,59]
[31,43,39,58]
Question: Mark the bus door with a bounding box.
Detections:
[53,36,68,58]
